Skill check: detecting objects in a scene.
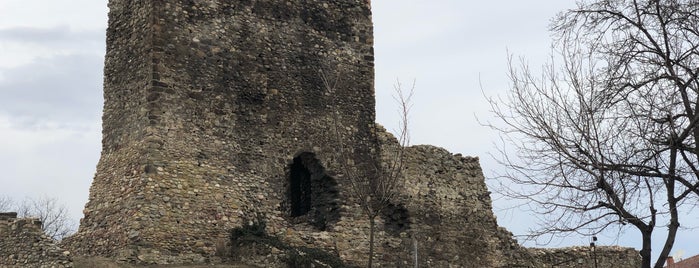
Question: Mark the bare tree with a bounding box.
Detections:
[0,195,12,212]
[487,1,699,268]
[322,71,413,268]
[17,196,76,240]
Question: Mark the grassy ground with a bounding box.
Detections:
[72,257,256,268]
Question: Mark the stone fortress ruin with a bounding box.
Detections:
[1,0,642,267]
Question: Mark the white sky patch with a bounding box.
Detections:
[0,0,107,31]
[0,0,107,68]
[376,3,463,49]
[0,1,104,225]
[0,115,93,153]
[0,42,70,69]
[0,114,99,224]
[0,26,106,69]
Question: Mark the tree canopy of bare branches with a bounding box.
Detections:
[487,1,699,268]
[322,70,413,268]
[0,195,12,212]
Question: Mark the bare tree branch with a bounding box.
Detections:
[17,196,76,241]
[0,195,13,212]
[322,69,413,268]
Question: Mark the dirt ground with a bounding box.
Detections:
[72,257,257,268]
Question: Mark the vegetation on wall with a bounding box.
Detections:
[322,68,414,268]
[228,216,353,268]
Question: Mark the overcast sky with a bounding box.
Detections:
[1,0,697,261]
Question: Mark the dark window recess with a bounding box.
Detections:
[289,157,312,217]
[286,152,340,230]
[381,203,411,236]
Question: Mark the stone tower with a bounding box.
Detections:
[66,0,376,263]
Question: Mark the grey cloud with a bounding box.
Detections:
[0,25,104,45]
[0,54,103,127]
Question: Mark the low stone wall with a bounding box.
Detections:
[0,212,73,268]
[529,246,641,268]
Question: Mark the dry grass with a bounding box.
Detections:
[72,257,256,268]
[73,257,131,268]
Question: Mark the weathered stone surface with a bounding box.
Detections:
[527,246,642,268]
[64,0,375,265]
[0,213,73,268]
[61,0,642,267]
[367,128,505,266]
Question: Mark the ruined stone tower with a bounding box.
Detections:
[66,0,377,263]
[63,1,643,267]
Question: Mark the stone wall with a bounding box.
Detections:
[0,212,73,268]
[371,128,508,267]
[528,246,641,268]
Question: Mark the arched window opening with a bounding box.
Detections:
[286,152,340,230]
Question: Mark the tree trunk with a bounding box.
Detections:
[368,216,375,268]
[654,221,678,268]
[413,235,418,268]
[655,180,680,268]
[640,230,652,268]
